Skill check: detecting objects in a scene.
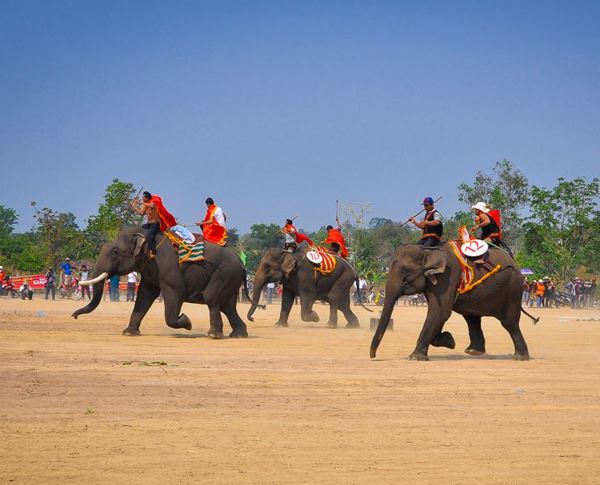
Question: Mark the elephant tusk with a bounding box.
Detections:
[80,272,109,285]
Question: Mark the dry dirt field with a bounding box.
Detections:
[1,296,599,484]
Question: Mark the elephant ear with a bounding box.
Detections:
[133,233,146,257]
[422,247,447,285]
[281,252,297,279]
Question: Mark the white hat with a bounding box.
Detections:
[471,202,490,213]
[0,265,3,270]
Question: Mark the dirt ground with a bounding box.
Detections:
[1,296,599,484]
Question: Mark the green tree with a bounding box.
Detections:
[0,205,18,240]
[31,203,84,268]
[79,179,143,260]
[237,223,283,273]
[522,177,600,280]
[458,159,529,248]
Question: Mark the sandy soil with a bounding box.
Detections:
[1,296,599,484]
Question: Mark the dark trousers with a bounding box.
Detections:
[126,283,136,302]
[81,284,91,300]
[143,223,161,252]
[45,284,56,300]
[418,237,441,247]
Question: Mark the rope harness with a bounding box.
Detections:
[448,241,502,295]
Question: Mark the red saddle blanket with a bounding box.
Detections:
[312,247,337,275]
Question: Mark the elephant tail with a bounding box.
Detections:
[354,278,374,313]
[521,306,540,325]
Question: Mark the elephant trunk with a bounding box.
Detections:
[247,274,267,322]
[369,299,396,358]
[71,274,107,319]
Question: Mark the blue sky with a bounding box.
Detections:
[2,0,599,233]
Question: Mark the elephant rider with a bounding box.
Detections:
[410,197,443,247]
[325,217,349,259]
[282,218,314,251]
[197,197,228,246]
[132,191,176,258]
[471,202,501,244]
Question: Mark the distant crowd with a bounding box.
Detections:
[523,277,597,308]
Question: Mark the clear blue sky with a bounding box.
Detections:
[2,0,599,233]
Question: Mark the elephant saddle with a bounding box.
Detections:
[448,241,502,295]
[164,231,205,263]
[309,247,338,275]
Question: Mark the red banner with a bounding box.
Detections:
[6,274,47,290]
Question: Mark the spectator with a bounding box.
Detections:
[574,278,583,308]
[79,264,91,300]
[528,281,537,308]
[545,278,557,308]
[582,279,592,307]
[358,276,368,303]
[591,279,597,307]
[44,268,56,300]
[535,280,545,308]
[126,272,137,302]
[0,265,5,295]
[2,274,17,297]
[59,257,76,287]
[19,280,33,300]
[109,274,120,302]
[522,279,530,306]
[266,282,275,304]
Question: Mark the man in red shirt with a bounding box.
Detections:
[325,217,349,259]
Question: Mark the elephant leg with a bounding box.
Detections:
[123,283,160,335]
[207,305,224,339]
[161,285,192,331]
[300,296,319,323]
[500,307,530,360]
[410,306,453,361]
[464,315,486,355]
[326,283,358,328]
[275,290,295,327]
[326,303,338,329]
[202,272,227,337]
[222,293,248,338]
[338,293,359,329]
[431,331,456,349]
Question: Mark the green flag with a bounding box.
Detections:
[239,251,247,266]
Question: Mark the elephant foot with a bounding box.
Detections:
[431,331,455,349]
[344,322,360,329]
[207,330,224,339]
[513,352,530,361]
[465,346,486,356]
[275,321,289,327]
[408,351,429,361]
[301,311,320,323]
[327,322,338,329]
[122,327,141,336]
[229,329,249,338]
[166,314,192,330]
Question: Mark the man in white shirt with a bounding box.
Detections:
[126,272,138,302]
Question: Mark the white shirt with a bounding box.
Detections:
[359,278,367,290]
[80,271,89,281]
[214,206,226,226]
[127,272,137,283]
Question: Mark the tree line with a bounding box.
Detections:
[1,161,598,284]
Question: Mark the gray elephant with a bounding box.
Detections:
[370,244,532,360]
[247,248,363,328]
[72,226,249,338]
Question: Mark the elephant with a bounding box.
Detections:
[370,243,531,361]
[247,248,364,328]
[72,226,249,338]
